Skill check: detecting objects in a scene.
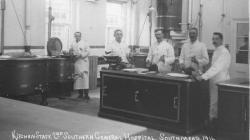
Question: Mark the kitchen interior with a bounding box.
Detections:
[0,0,249,140]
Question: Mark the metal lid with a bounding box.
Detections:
[47,37,62,56]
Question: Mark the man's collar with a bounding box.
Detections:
[113,40,125,45]
[190,39,199,44]
[115,40,122,44]
[156,39,164,45]
[215,44,224,50]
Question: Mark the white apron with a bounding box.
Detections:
[74,58,89,89]
[70,40,90,90]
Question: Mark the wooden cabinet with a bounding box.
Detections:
[99,70,209,135]
[217,79,249,140]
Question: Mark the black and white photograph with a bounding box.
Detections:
[0,0,249,140]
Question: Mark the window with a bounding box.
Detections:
[45,0,72,50]
[235,22,249,64]
[106,2,125,45]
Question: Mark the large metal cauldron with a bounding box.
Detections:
[0,57,48,96]
[48,56,74,83]
[46,56,75,97]
[46,37,75,96]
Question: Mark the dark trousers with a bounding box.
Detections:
[148,64,158,72]
[78,89,89,96]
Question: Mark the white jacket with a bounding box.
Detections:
[146,40,175,72]
[202,45,231,83]
[201,45,231,119]
[105,40,130,63]
[179,40,209,68]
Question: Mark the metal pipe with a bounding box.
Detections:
[198,0,203,40]
[48,0,54,40]
[149,0,153,46]
[0,0,6,55]
[24,0,27,46]
[48,6,52,40]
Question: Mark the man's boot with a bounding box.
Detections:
[78,89,84,98]
[84,89,90,100]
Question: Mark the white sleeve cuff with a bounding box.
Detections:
[201,74,209,80]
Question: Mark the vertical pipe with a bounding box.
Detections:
[48,6,52,40]
[221,0,225,35]
[134,1,139,45]
[48,0,54,40]
[129,1,133,46]
[0,0,5,55]
[198,0,203,40]
[24,0,27,46]
[187,0,191,30]
[149,16,152,46]
[149,0,152,46]
[188,0,193,26]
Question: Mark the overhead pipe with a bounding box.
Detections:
[0,0,5,55]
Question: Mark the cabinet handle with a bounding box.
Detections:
[244,110,247,121]
[102,92,108,96]
[102,86,108,96]
[243,97,248,123]
[244,109,248,132]
[173,96,179,109]
[134,90,139,103]
[102,86,108,91]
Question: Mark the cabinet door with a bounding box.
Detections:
[243,95,249,138]
[101,74,136,112]
[135,79,181,122]
[218,92,245,132]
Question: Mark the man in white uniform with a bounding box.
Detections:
[105,29,130,63]
[146,29,175,73]
[196,32,231,122]
[179,27,209,74]
[70,32,90,100]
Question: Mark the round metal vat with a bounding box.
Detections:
[0,57,49,96]
[47,57,74,83]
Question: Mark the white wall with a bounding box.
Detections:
[188,0,248,49]
[3,0,25,46]
[70,0,155,55]
[0,0,155,56]
[1,0,248,64]
[77,0,106,46]
[189,0,249,78]
[27,0,46,46]
[134,0,151,46]
[1,0,45,47]
[71,0,106,56]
